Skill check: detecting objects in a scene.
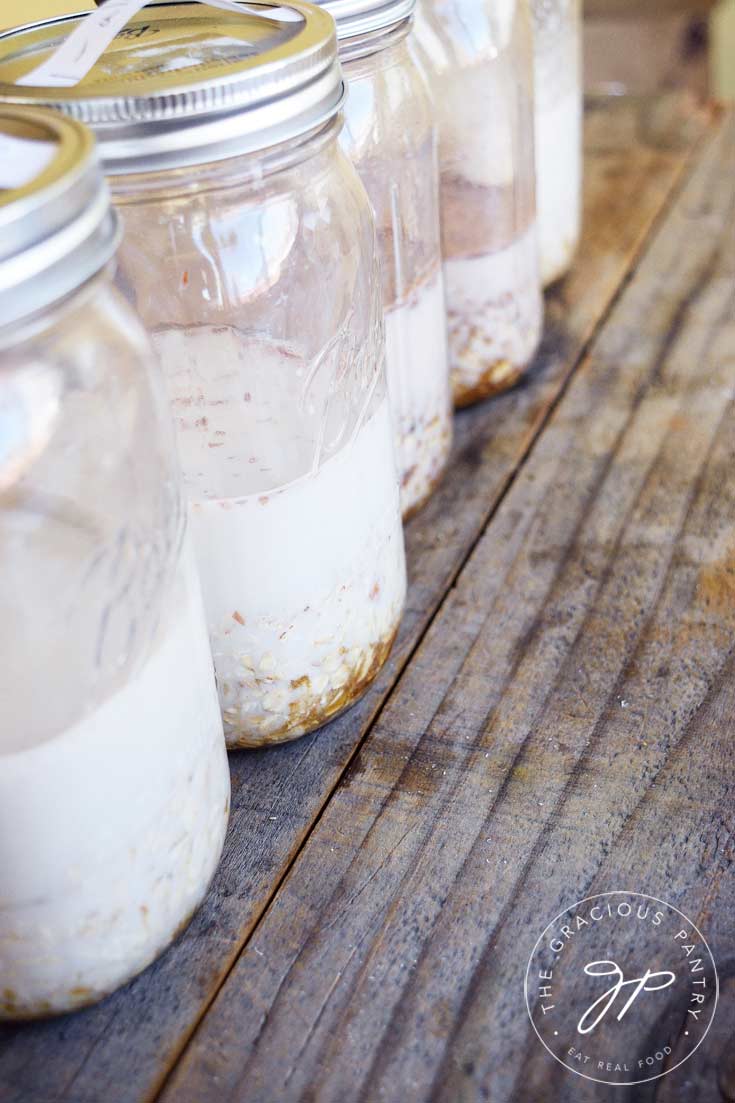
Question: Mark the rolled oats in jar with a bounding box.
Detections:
[0,106,229,1017]
[531,0,582,285]
[319,0,452,518]
[414,0,543,406]
[0,2,407,749]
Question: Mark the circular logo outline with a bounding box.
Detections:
[524,890,719,1087]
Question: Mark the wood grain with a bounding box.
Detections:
[155,109,735,1103]
[0,96,713,1103]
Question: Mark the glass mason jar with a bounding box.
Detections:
[0,2,408,750]
[0,106,229,1018]
[414,0,543,406]
[320,0,452,518]
[530,0,582,285]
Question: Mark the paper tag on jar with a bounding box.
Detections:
[16,0,303,88]
[0,133,56,186]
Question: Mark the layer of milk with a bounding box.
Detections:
[0,541,229,1018]
[443,224,543,402]
[154,327,407,747]
[533,15,583,285]
[432,59,517,191]
[384,268,452,517]
[413,12,520,192]
[190,397,406,745]
[535,85,582,285]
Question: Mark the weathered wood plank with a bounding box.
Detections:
[155,109,735,1103]
[0,96,711,1103]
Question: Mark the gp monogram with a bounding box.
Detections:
[575,959,676,1035]
[525,891,718,1086]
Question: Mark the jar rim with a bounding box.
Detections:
[318,0,414,44]
[335,14,412,62]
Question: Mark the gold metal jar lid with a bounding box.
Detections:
[0,105,118,326]
[0,2,344,174]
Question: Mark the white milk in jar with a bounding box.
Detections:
[0,548,229,1017]
[531,0,583,285]
[0,105,229,1017]
[156,327,405,745]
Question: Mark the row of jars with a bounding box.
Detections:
[0,0,581,1018]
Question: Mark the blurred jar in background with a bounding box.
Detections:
[320,0,452,519]
[414,0,542,406]
[0,2,407,749]
[0,107,229,1018]
[530,0,582,285]
[584,0,714,101]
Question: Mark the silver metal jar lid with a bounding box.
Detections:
[0,105,118,328]
[0,2,344,174]
[317,0,414,44]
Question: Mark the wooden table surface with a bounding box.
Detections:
[2,94,733,1103]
